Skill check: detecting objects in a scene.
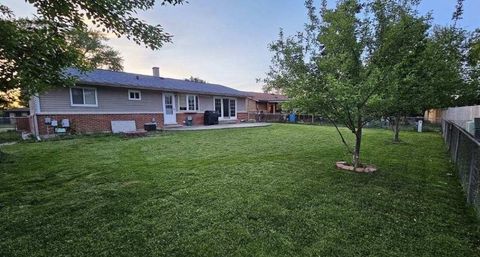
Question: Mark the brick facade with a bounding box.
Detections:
[36,113,163,135]
[175,113,204,126]
[237,112,248,122]
[34,111,248,136]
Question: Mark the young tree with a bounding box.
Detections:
[265,0,373,169]
[263,0,424,169]
[0,0,184,101]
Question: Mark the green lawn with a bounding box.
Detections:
[0,130,21,144]
[0,124,478,257]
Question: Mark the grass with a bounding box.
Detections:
[0,124,478,257]
[0,130,21,144]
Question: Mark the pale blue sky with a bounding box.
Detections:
[4,0,480,91]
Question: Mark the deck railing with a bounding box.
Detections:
[442,120,480,216]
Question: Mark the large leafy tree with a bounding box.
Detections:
[69,29,124,71]
[372,5,465,142]
[0,0,184,101]
[263,0,427,169]
[465,30,480,104]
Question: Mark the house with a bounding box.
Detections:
[29,67,249,136]
[246,92,288,114]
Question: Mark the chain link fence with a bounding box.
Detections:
[247,112,439,132]
[443,120,480,216]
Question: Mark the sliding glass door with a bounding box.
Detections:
[214,97,236,119]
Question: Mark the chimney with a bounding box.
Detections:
[152,67,160,77]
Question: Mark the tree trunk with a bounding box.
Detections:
[393,114,401,142]
[352,127,362,171]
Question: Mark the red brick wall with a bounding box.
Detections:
[176,113,204,125]
[237,112,248,122]
[36,113,163,135]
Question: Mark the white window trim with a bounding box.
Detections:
[70,87,98,107]
[186,95,199,111]
[213,97,237,120]
[128,90,141,101]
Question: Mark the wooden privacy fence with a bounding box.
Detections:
[0,117,30,132]
[443,120,480,216]
[426,105,480,124]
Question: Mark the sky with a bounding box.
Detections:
[3,0,480,92]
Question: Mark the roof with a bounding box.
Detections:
[4,107,29,112]
[67,69,248,97]
[247,92,288,102]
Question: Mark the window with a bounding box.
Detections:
[128,90,141,100]
[70,87,97,106]
[178,95,187,110]
[214,97,236,119]
[229,99,236,117]
[214,98,222,114]
[187,95,195,110]
[179,95,198,111]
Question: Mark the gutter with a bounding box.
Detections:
[77,81,250,98]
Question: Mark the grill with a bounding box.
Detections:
[204,111,219,125]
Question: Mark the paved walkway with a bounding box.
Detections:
[163,123,271,131]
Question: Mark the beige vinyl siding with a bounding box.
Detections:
[199,95,214,111]
[39,85,247,114]
[39,86,163,113]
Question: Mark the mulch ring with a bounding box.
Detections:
[336,161,377,173]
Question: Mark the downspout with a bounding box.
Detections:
[31,95,41,141]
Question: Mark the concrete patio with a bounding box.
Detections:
[163,123,271,131]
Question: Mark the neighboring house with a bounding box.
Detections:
[246,92,288,114]
[2,107,30,118]
[29,68,249,136]
[1,108,30,131]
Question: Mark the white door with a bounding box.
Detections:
[163,93,176,124]
[214,97,236,119]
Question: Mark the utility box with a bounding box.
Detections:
[61,119,70,128]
